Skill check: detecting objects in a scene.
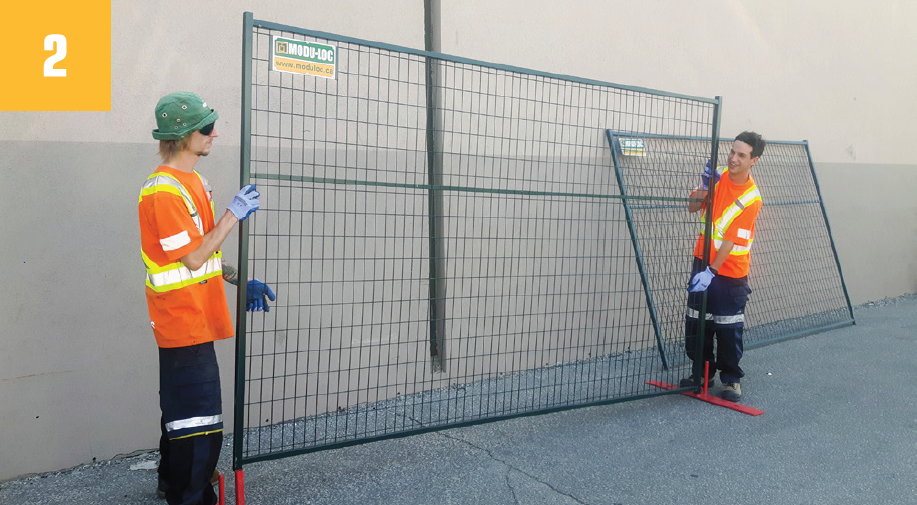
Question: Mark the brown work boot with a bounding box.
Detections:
[721,382,742,402]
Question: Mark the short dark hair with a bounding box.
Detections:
[735,131,765,158]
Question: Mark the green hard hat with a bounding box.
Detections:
[152,92,219,140]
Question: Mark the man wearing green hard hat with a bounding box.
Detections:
[139,92,276,505]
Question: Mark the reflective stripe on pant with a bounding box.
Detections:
[158,342,222,505]
[684,257,751,384]
[158,417,221,505]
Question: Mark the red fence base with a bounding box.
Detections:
[234,469,246,505]
[647,380,764,416]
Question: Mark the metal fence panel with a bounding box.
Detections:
[608,133,854,364]
[732,140,855,347]
[236,13,719,466]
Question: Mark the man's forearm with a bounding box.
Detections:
[222,261,239,285]
[688,189,707,213]
[181,210,239,271]
[710,240,735,271]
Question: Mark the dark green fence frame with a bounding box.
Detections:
[607,131,855,367]
[234,12,726,470]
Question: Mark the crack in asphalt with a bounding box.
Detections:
[437,431,591,505]
[405,413,589,504]
[505,470,520,505]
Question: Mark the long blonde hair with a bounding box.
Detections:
[158,137,190,163]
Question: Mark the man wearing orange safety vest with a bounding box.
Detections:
[681,131,765,403]
[139,92,275,505]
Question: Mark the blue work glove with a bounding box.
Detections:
[700,160,720,190]
[228,184,260,221]
[688,267,716,292]
[247,279,276,312]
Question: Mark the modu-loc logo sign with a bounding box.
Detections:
[272,36,337,80]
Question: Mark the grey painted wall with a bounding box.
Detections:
[1,0,914,481]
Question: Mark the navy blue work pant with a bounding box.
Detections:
[157,342,222,505]
[684,257,752,384]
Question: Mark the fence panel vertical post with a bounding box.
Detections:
[693,96,722,390]
[607,130,669,370]
[233,10,254,473]
[424,0,446,370]
[804,141,855,323]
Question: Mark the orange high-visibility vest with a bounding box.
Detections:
[693,167,763,278]
[138,166,233,348]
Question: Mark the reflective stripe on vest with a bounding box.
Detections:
[139,173,204,235]
[197,172,216,218]
[699,174,761,256]
[139,172,222,293]
[142,249,223,293]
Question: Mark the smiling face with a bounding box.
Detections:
[727,140,759,182]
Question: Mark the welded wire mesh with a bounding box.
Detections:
[738,141,854,347]
[606,134,716,366]
[610,133,854,362]
[238,18,717,463]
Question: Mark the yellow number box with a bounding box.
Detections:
[0,0,110,111]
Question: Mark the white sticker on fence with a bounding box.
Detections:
[272,36,337,79]
[619,138,646,156]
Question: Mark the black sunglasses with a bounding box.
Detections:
[199,121,216,136]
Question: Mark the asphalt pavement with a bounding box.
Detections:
[1,296,914,505]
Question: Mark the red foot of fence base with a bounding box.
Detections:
[647,380,764,416]
[235,469,246,505]
[218,474,225,505]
